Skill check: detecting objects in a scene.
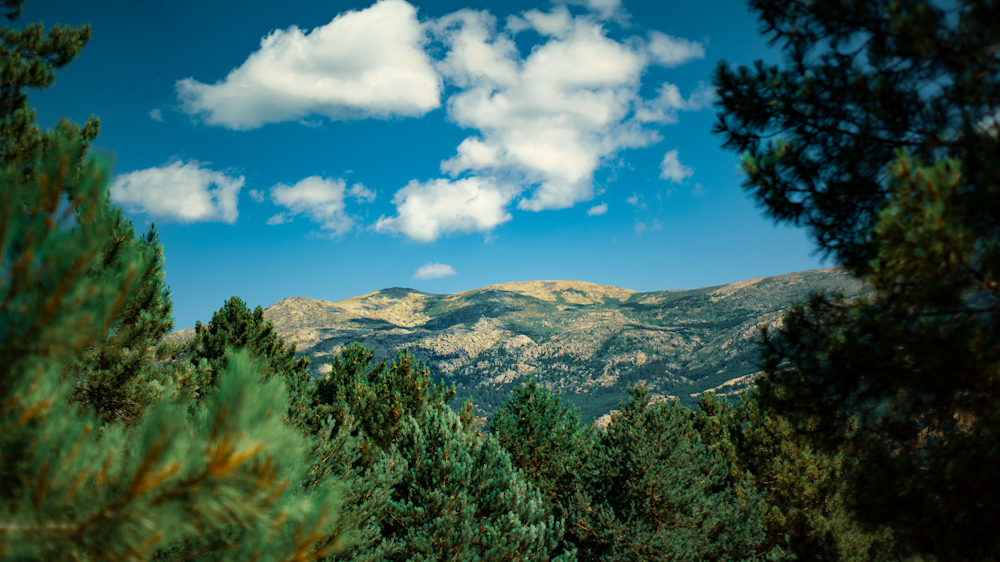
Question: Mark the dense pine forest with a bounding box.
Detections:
[1,0,997,559]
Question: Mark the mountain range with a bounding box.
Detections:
[165,268,866,423]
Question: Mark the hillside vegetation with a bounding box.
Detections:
[167,269,867,421]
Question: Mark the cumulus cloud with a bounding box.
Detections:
[635,81,715,124]
[267,176,365,235]
[149,108,163,121]
[176,0,440,130]
[248,189,265,203]
[659,150,693,183]
[373,7,710,242]
[110,159,244,223]
[431,8,659,215]
[375,176,515,242]
[646,31,705,67]
[413,262,457,279]
[587,202,608,216]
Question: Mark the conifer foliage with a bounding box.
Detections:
[570,387,764,562]
[191,296,313,426]
[491,375,592,524]
[313,344,573,561]
[1,4,349,559]
[713,0,1000,559]
[0,145,346,561]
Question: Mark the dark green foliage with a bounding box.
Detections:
[0,0,189,428]
[0,146,346,562]
[385,402,575,562]
[699,392,903,561]
[712,0,1000,276]
[191,296,313,426]
[0,2,98,176]
[180,299,401,562]
[570,386,764,562]
[714,0,1000,559]
[66,214,184,425]
[192,296,310,382]
[314,344,576,560]
[491,375,593,524]
[315,343,455,463]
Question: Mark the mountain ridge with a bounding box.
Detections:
[165,267,866,421]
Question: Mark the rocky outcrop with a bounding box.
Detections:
[164,268,866,422]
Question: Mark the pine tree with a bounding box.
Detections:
[385,401,575,562]
[570,386,764,562]
[314,343,455,465]
[713,0,1000,559]
[0,145,347,562]
[1,0,192,428]
[190,296,313,426]
[697,392,904,561]
[491,375,594,528]
[0,0,98,179]
[180,298,406,562]
[66,214,184,425]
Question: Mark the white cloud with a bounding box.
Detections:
[348,183,377,203]
[266,212,290,225]
[413,262,457,279]
[625,192,645,207]
[176,0,441,130]
[149,108,163,121]
[587,202,608,216]
[432,8,658,215]
[635,81,715,124]
[659,150,693,183]
[375,176,515,242]
[268,176,363,235]
[374,7,710,242]
[110,159,243,224]
[646,31,705,67]
[248,189,265,203]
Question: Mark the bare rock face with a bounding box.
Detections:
[166,268,866,423]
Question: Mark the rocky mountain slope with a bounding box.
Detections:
[166,268,866,422]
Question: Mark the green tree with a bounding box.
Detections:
[0,145,346,562]
[66,214,185,425]
[385,402,575,562]
[713,0,1000,559]
[190,296,313,426]
[712,0,999,275]
[0,0,98,178]
[184,302,405,562]
[314,343,455,464]
[697,392,904,561]
[491,376,593,532]
[570,386,764,562]
[1,0,190,428]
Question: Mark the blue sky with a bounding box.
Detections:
[27,0,825,331]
